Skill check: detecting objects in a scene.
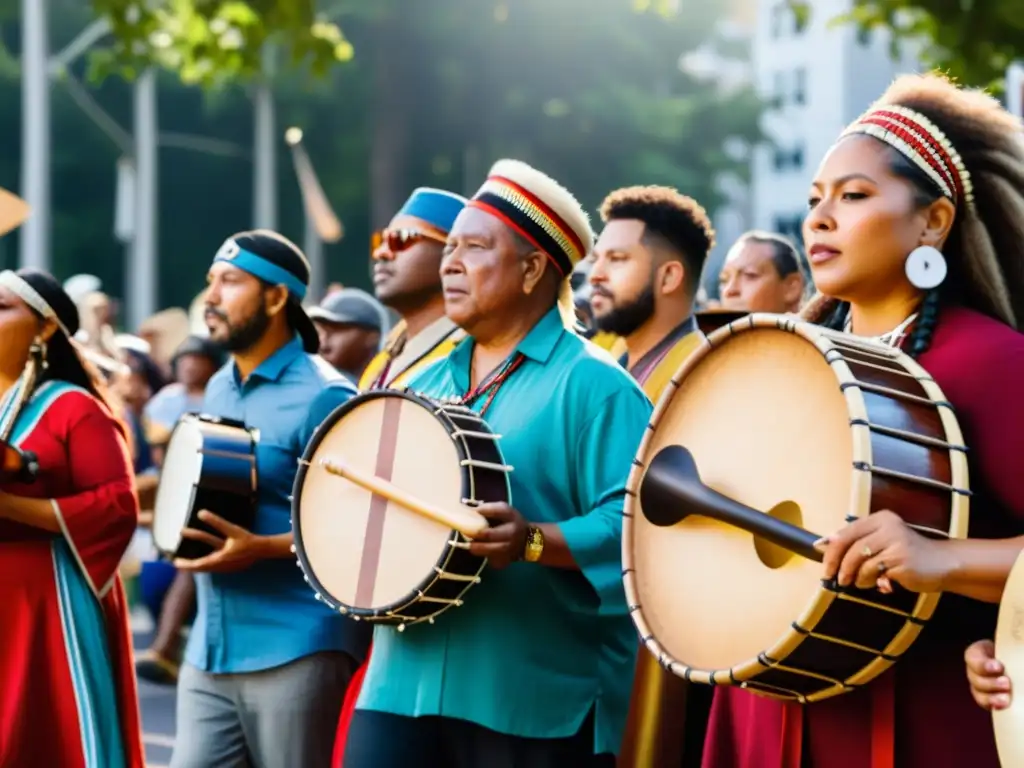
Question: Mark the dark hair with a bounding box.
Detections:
[124,348,168,394]
[11,269,118,411]
[806,73,1024,359]
[600,186,716,297]
[229,230,320,352]
[736,230,807,280]
[233,230,311,284]
[37,332,112,402]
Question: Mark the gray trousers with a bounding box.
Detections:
[170,652,357,768]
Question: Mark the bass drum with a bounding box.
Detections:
[623,313,970,703]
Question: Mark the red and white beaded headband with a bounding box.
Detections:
[841,105,974,211]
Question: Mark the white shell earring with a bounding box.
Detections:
[904,245,947,290]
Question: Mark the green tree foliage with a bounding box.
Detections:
[89,0,358,85]
[353,0,762,221]
[791,0,1023,89]
[1,0,761,313]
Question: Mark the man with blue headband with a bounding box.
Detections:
[169,230,368,768]
[327,187,468,764]
[360,187,468,390]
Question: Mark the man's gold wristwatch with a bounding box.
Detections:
[523,525,544,563]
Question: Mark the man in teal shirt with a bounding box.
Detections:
[343,160,652,767]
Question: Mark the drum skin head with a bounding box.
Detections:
[629,325,853,673]
[152,418,203,554]
[297,394,462,611]
[994,550,1024,767]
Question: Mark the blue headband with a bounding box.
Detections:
[397,188,467,234]
[213,239,308,301]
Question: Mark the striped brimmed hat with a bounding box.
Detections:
[468,159,593,277]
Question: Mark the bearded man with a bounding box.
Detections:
[589,185,717,767]
[169,230,369,768]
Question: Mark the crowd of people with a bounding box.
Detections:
[3,70,1024,768]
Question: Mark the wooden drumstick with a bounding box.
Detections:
[319,458,489,538]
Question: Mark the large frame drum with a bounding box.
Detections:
[292,390,511,630]
[623,313,970,703]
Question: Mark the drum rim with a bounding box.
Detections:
[151,413,259,558]
[994,548,1024,767]
[621,312,971,702]
[291,388,504,624]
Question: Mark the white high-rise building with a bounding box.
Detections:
[750,0,921,245]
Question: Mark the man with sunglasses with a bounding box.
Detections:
[329,187,468,766]
[359,187,468,390]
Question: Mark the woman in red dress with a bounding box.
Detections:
[0,268,144,767]
[701,73,1024,768]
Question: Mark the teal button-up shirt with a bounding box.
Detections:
[357,307,652,755]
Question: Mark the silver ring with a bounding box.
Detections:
[862,545,873,558]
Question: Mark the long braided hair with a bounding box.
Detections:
[801,74,1024,359]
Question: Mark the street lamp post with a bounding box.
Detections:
[129,69,159,329]
[20,0,51,271]
[253,46,278,231]
[285,127,343,302]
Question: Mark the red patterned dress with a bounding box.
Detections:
[701,307,1024,768]
[0,380,144,767]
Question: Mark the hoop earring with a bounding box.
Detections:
[904,245,947,290]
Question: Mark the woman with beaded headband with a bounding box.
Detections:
[0,267,144,767]
[700,73,1024,768]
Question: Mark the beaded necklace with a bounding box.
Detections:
[844,312,919,350]
[459,351,525,417]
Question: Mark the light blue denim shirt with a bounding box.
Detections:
[185,336,369,673]
[356,308,652,755]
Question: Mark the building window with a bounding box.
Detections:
[771,4,785,38]
[772,143,805,172]
[793,68,806,105]
[771,71,786,109]
[773,215,791,239]
[771,2,807,38]
[773,213,805,242]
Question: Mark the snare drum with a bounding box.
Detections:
[152,414,259,560]
[292,389,510,630]
[624,313,971,702]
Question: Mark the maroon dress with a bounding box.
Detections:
[701,306,1024,768]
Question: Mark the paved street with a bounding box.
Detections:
[134,615,177,768]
